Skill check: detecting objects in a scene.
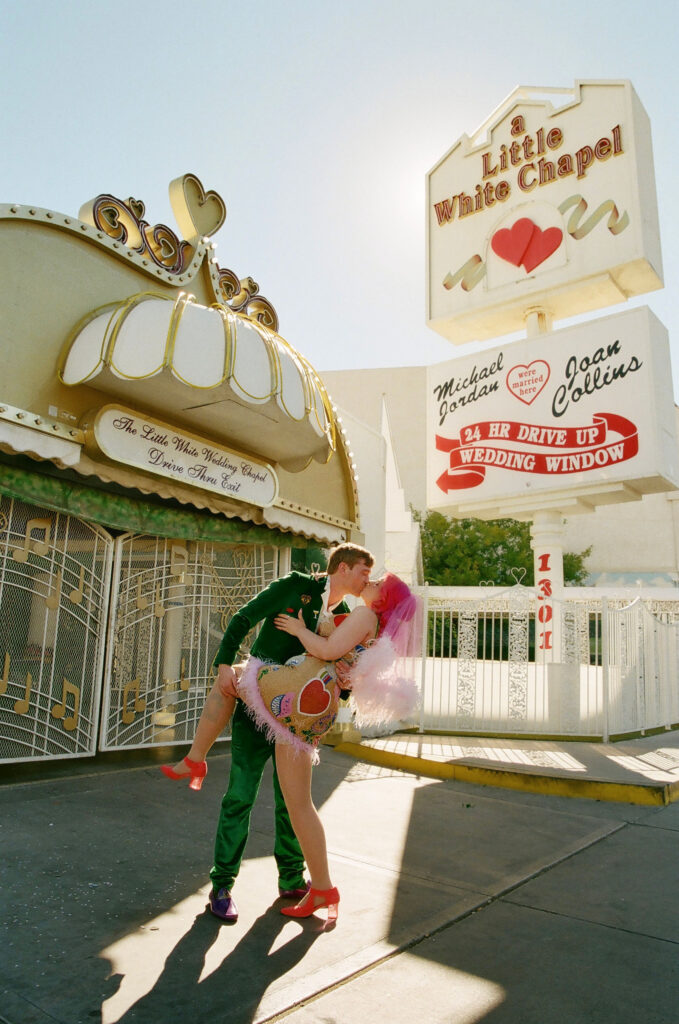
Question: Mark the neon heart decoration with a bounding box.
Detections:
[506,361,551,405]
[298,677,332,716]
[491,217,563,273]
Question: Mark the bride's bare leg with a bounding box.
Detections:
[170,665,237,774]
[275,742,332,893]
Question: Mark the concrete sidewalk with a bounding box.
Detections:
[337,728,679,805]
[1,738,678,1024]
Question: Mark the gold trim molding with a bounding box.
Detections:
[0,401,85,444]
[1,172,279,330]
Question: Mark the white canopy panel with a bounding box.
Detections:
[60,294,336,472]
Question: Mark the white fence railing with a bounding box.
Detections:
[415,585,679,740]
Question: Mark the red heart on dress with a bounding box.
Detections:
[522,225,563,273]
[490,217,535,267]
[298,677,331,716]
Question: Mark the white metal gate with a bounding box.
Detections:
[100,535,281,750]
[419,586,679,739]
[0,496,113,762]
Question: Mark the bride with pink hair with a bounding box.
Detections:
[240,572,421,922]
[239,572,422,756]
[165,572,422,924]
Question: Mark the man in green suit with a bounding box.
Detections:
[209,542,374,922]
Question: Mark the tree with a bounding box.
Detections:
[413,510,590,587]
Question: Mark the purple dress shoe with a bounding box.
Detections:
[278,880,311,899]
[209,887,238,922]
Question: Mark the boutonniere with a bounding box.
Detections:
[301,594,312,604]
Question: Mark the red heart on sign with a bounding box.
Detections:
[506,361,551,405]
[491,217,534,267]
[298,677,331,716]
[491,217,563,273]
[522,225,563,273]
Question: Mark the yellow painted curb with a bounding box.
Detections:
[334,742,679,807]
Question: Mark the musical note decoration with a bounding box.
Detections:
[135,577,150,611]
[13,517,51,562]
[122,677,146,724]
[69,565,85,605]
[1,652,9,695]
[45,570,62,610]
[14,673,32,715]
[170,543,193,585]
[51,678,80,731]
[153,585,165,619]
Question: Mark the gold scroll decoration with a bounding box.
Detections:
[558,194,630,239]
[79,194,192,275]
[215,268,279,331]
[442,255,487,293]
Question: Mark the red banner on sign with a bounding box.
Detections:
[436,412,638,492]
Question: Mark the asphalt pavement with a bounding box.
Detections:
[1,732,678,1024]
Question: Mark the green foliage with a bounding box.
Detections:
[413,510,590,587]
[290,545,328,573]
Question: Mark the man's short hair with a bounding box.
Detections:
[326,543,374,575]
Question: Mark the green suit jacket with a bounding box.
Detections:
[213,571,350,667]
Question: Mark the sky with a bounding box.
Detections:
[2,0,678,391]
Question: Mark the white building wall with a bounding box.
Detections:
[332,408,386,572]
[324,377,423,583]
[323,367,428,511]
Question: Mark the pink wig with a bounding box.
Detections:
[349,573,422,726]
[372,574,419,656]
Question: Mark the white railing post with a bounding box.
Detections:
[601,597,609,742]
[419,583,429,734]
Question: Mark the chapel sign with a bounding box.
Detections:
[427,306,679,519]
[427,81,663,343]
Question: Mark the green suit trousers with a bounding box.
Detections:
[209,700,305,893]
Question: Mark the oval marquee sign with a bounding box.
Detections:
[92,405,278,508]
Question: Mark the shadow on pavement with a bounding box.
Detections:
[0,746,350,1024]
[114,905,321,1024]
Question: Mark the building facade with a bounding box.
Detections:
[0,177,364,763]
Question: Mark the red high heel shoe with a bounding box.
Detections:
[160,756,207,791]
[280,885,340,921]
